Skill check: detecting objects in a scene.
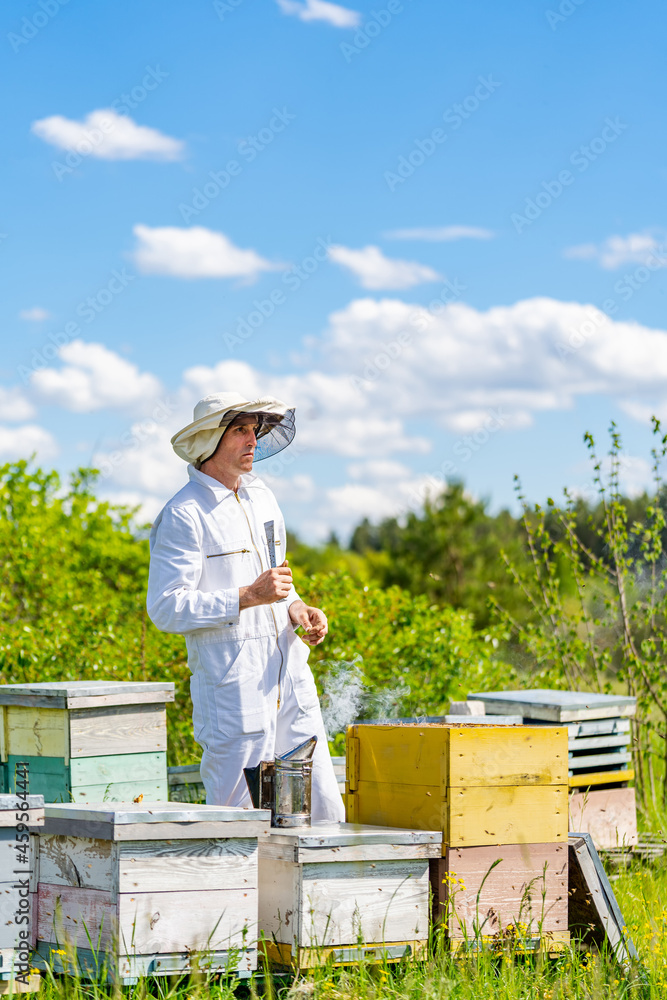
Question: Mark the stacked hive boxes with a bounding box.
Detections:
[35,801,270,983]
[257,824,441,968]
[346,723,569,950]
[468,691,638,849]
[0,682,174,804]
[0,795,43,994]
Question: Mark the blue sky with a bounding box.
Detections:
[2,0,666,539]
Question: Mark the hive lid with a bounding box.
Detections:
[467,690,636,723]
[0,794,45,827]
[0,681,175,710]
[44,802,269,824]
[261,822,442,848]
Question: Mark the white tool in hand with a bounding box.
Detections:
[264,519,287,603]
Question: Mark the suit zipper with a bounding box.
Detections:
[206,548,250,558]
[234,490,284,708]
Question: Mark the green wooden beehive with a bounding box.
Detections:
[0,682,174,804]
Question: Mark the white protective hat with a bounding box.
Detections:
[171,391,295,465]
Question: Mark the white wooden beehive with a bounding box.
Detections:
[258,823,442,968]
[34,802,270,983]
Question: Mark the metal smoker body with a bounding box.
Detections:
[244,735,317,827]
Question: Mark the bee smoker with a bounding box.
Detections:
[244,735,317,827]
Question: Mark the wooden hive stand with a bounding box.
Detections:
[0,682,175,804]
[346,723,570,952]
[258,823,442,968]
[34,801,270,984]
[0,794,44,994]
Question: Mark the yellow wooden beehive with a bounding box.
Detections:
[345,724,569,851]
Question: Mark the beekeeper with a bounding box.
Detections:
[147,392,344,822]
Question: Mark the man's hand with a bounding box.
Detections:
[289,600,328,646]
[239,562,292,609]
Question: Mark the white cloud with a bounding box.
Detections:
[31,340,163,413]
[19,307,50,322]
[384,225,495,242]
[0,424,59,461]
[564,232,667,270]
[31,109,184,161]
[320,295,667,429]
[329,244,440,289]
[132,224,281,281]
[276,0,360,27]
[0,387,36,422]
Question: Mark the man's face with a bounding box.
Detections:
[215,413,260,473]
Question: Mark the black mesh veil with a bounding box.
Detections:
[221,408,296,462]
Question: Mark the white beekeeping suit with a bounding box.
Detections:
[147,392,344,822]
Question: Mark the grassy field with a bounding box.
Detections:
[22,856,665,1000]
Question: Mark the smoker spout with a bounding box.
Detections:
[278,735,317,762]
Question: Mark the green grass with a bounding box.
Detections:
[17,860,666,1000]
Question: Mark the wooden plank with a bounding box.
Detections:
[69,705,167,758]
[71,752,166,787]
[350,724,567,787]
[35,942,256,980]
[352,726,445,787]
[0,710,5,764]
[0,796,44,829]
[257,857,300,952]
[117,887,257,954]
[0,973,41,993]
[265,823,442,850]
[70,779,168,804]
[0,682,174,708]
[66,691,174,710]
[261,938,426,969]
[568,734,630,752]
[569,787,637,850]
[431,843,568,938]
[117,838,258,892]
[0,828,37,880]
[5,709,69,760]
[566,719,631,738]
[0,881,36,951]
[6,758,69,804]
[568,833,638,963]
[38,835,115,892]
[347,780,444,833]
[298,859,430,948]
[448,931,570,954]
[445,785,568,847]
[350,780,567,847]
[167,764,201,786]
[568,752,632,770]
[36,883,116,949]
[467,690,637,722]
[447,727,568,786]
[569,769,634,788]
